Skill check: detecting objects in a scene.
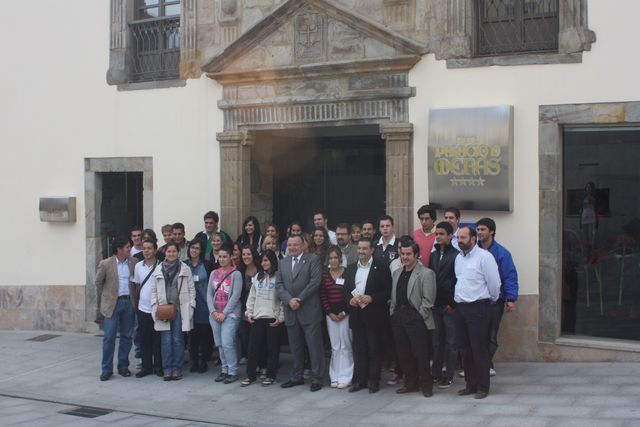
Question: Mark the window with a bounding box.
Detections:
[129,0,181,82]
[562,126,640,341]
[477,0,558,56]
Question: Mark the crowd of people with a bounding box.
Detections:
[95,207,519,399]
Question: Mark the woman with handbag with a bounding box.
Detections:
[207,244,243,384]
[150,241,195,381]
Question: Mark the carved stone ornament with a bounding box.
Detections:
[294,9,327,62]
[221,0,238,16]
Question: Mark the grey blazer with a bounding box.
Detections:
[390,262,437,330]
[275,252,322,326]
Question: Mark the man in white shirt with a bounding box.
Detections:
[313,211,337,245]
[130,226,143,257]
[132,240,161,378]
[454,225,500,400]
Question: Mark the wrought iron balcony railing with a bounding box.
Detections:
[129,16,180,82]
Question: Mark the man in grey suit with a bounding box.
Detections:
[276,234,325,391]
[389,237,437,397]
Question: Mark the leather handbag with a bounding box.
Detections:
[156,277,184,321]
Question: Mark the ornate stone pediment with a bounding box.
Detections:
[203,0,424,131]
[202,0,425,78]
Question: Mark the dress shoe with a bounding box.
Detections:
[154,368,164,377]
[280,379,304,388]
[474,391,489,399]
[118,368,132,377]
[422,385,433,398]
[99,372,113,381]
[310,382,322,392]
[173,371,183,380]
[368,382,379,394]
[214,373,227,382]
[396,386,419,394]
[457,387,477,396]
[348,383,365,393]
[135,369,151,378]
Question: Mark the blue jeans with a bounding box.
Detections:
[431,305,457,379]
[160,310,184,375]
[211,315,240,375]
[101,297,135,373]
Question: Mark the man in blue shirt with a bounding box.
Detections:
[476,218,519,376]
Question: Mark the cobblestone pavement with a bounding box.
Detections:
[1,330,639,426]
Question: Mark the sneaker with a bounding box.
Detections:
[331,381,338,388]
[238,357,248,366]
[386,373,401,385]
[224,374,239,384]
[489,368,496,377]
[260,368,268,379]
[337,383,350,389]
[438,377,453,389]
[458,370,465,378]
[214,373,227,382]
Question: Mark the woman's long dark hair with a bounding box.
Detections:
[239,244,260,273]
[257,250,279,281]
[237,216,262,252]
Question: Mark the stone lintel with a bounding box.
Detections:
[207,55,422,84]
[218,87,416,109]
[380,122,413,236]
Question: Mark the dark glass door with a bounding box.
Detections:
[273,135,385,234]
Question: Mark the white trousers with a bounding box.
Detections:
[326,314,354,384]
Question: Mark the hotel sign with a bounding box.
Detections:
[428,106,514,211]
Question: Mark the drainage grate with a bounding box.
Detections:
[26,334,61,342]
[61,406,113,418]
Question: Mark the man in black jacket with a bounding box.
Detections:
[429,221,459,388]
[343,237,392,393]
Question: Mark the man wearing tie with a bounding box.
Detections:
[276,234,324,391]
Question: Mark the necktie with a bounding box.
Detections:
[292,256,298,273]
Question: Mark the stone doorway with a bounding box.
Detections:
[268,126,386,233]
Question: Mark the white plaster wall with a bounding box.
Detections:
[409,0,640,295]
[0,1,223,286]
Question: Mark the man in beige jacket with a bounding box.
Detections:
[95,236,137,381]
[389,236,437,397]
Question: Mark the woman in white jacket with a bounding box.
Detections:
[150,241,195,381]
[241,250,284,386]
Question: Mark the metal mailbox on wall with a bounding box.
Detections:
[39,197,77,222]
[428,106,514,211]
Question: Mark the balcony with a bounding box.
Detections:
[129,16,180,82]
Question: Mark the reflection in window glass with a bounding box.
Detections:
[562,127,640,341]
[165,4,181,16]
[140,0,159,6]
[139,7,159,19]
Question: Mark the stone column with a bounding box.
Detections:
[217,130,253,238]
[380,122,413,236]
[559,0,596,54]
[435,0,473,59]
[180,0,199,78]
[106,0,132,85]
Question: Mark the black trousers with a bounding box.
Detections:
[246,318,282,380]
[189,322,213,364]
[239,319,251,359]
[488,300,505,367]
[456,300,491,393]
[137,310,162,372]
[351,318,381,385]
[391,306,432,389]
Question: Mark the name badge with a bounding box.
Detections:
[193,274,199,282]
[335,278,345,286]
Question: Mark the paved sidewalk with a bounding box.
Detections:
[1,330,639,426]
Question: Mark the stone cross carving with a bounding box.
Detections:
[294,11,326,61]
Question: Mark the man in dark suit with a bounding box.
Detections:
[344,237,392,393]
[95,236,138,381]
[276,234,325,391]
